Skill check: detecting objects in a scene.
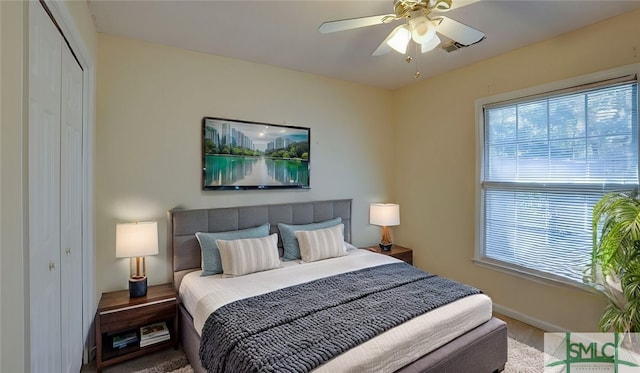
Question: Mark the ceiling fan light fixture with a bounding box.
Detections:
[386,25,411,54]
[421,34,441,53]
[409,15,436,44]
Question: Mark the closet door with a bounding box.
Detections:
[28,1,62,371]
[60,37,84,373]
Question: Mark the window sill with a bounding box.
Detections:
[472,257,598,294]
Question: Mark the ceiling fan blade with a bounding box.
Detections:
[372,28,395,56]
[435,16,485,45]
[319,14,396,34]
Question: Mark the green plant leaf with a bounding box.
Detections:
[592,190,640,333]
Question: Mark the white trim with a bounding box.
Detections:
[473,257,598,293]
[40,0,96,365]
[493,303,567,333]
[99,297,177,315]
[475,64,640,109]
[474,63,640,287]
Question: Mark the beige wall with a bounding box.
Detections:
[0,1,3,367]
[1,2,27,370]
[65,0,98,61]
[0,0,96,370]
[392,9,640,331]
[95,34,394,293]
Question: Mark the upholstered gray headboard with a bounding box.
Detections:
[168,199,352,289]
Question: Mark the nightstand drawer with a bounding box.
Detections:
[99,298,176,334]
[392,251,413,264]
[366,245,413,265]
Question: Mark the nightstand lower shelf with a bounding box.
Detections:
[101,319,176,362]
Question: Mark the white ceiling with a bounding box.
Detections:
[87,0,640,90]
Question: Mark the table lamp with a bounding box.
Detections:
[370,203,400,251]
[116,221,159,298]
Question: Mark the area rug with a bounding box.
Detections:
[505,337,546,373]
[132,354,193,373]
[132,337,544,373]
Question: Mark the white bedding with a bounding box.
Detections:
[179,248,492,372]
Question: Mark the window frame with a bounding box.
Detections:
[474,64,640,290]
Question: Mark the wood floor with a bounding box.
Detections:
[494,312,545,351]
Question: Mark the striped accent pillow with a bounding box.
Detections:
[216,233,281,276]
[295,224,345,263]
[278,218,342,261]
[195,223,270,276]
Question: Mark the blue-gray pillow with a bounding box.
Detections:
[195,223,270,276]
[278,217,342,261]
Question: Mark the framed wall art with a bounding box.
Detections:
[202,117,311,190]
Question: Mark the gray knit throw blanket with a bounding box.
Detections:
[199,262,481,373]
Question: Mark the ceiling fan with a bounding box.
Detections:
[318,0,485,57]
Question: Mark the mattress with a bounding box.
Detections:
[179,248,492,372]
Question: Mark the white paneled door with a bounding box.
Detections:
[60,26,84,373]
[28,1,62,370]
[29,1,84,372]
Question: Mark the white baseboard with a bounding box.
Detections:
[493,303,567,332]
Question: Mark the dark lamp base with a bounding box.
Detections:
[129,276,148,298]
[379,243,393,251]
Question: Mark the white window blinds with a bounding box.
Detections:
[480,76,638,283]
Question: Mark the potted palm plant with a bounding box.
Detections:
[590,190,640,333]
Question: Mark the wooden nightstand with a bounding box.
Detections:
[367,244,413,265]
[95,283,178,372]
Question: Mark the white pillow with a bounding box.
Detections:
[295,224,345,263]
[216,233,280,276]
[344,241,358,252]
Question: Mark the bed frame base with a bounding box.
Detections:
[179,304,507,373]
[179,304,205,372]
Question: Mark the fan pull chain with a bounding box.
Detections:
[405,45,422,79]
[414,43,421,79]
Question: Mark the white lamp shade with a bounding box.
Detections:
[421,34,441,53]
[409,16,436,45]
[115,221,159,258]
[369,204,400,227]
[386,25,411,54]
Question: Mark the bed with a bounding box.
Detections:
[169,199,507,372]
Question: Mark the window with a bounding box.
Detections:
[476,70,638,285]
